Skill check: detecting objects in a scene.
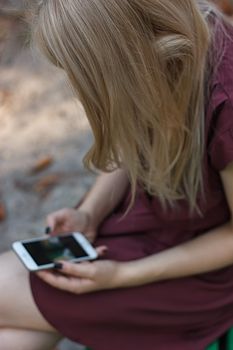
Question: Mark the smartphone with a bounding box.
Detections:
[12,232,98,271]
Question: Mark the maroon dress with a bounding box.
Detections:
[30,25,233,350]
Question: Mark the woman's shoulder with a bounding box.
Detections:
[211,20,233,103]
[206,22,233,171]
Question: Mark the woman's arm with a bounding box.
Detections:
[45,169,129,241]
[122,221,233,286]
[78,169,129,227]
[121,163,233,287]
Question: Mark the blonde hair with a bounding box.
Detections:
[33,0,218,210]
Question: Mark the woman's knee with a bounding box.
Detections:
[0,328,62,350]
[0,251,28,326]
[0,251,55,332]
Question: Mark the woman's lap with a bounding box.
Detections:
[29,232,233,350]
[0,251,57,333]
[28,191,233,349]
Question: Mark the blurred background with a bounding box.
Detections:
[0,0,95,253]
[0,1,232,349]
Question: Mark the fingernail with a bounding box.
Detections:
[54,262,63,270]
[45,227,51,235]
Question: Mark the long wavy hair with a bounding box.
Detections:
[32,0,223,210]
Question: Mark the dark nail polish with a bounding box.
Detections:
[45,227,51,234]
[54,262,63,270]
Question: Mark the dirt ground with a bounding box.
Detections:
[0,21,95,253]
[0,10,94,350]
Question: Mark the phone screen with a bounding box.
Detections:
[23,236,88,266]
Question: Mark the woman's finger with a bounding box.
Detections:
[46,209,68,233]
[53,260,96,279]
[51,246,108,277]
[96,245,108,257]
[37,270,92,294]
[46,213,58,232]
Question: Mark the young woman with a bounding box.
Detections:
[1,0,233,349]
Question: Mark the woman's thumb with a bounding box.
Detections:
[96,246,108,257]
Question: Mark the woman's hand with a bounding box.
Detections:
[36,256,126,294]
[46,208,97,242]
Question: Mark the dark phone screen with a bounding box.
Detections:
[23,236,88,266]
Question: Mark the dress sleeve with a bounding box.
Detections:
[208,97,233,171]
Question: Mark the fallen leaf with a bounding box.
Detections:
[0,89,12,106]
[30,156,54,175]
[211,0,233,15]
[0,203,7,221]
[34,174,59,197]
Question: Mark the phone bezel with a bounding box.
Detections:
[12,232,98,271]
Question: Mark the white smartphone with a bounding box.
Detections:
[12,232,98,271]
